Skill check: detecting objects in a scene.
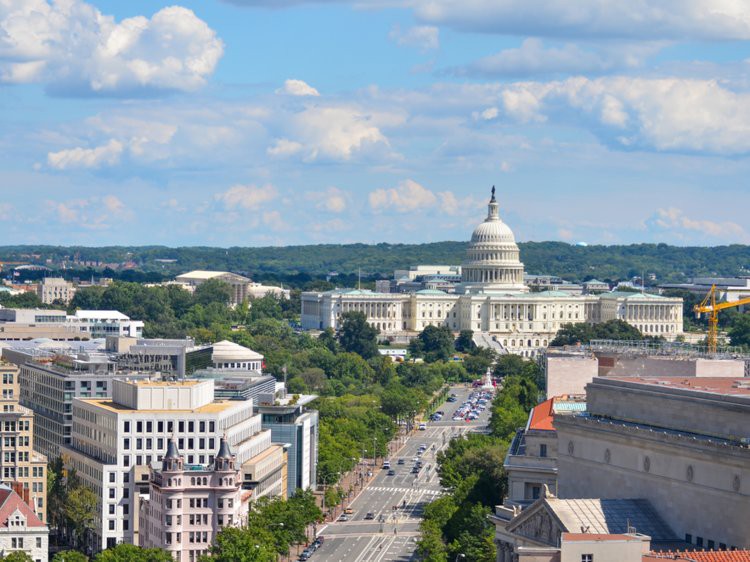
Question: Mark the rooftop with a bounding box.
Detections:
[528,398,555,431]
[562,533,643,542]
[645,552,750,561]
[80,397,239,415]
[607,377,750,397]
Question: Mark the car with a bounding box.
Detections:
[418,422,427,430]
[413,456,419,462]
[411,467,419,474]
[397,459,405,465]
[313,537,324,547]
[417,450,423,456]
[338,514,349,522]
[382,461,391,469]
[418,444,427,450]
[365,512,375,520]
[387,469,396,476]
[299,552,311,561]
[344,507,354,514]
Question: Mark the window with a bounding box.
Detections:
[581,556,593,562]
[108,520,115,530]
[539,444,547,458]
[708,540,715,550]
[36,538,41,548]
[685,534,692,544]
[696,537,704,548]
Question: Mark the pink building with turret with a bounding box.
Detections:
[139,437,251,562]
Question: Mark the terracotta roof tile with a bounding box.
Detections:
[528,398,555,431]
[647,551,750,561]
[0,486,45,528]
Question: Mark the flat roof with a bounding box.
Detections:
[607,377,750,397]
[562,533,642,542]
[130,380,203,387]
[79,398,239,415]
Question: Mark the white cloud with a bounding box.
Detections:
[43,195,132,229]
[411,0,750,40]
[0,0,223,95]
[308,187,348,213]
[369,179,437,213]
[646,207,748,241]
[277,79,320,96]
[47,139,124,170]
[389,25,439,51]
[457,38,657,77]
[283,105,401,161]
[267,139,304,157]
[216,184,278,210]
[498,76,750,154]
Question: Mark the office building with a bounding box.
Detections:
[62,378,281,550]
[258,392,318,498]
[504,396,585,508]
[139,438,251,562]
[36,278,75,305]
[0,362,47,524]
[0,309,142,342]
[555,376,750,550]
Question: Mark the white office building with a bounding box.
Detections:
[62,378,276,551]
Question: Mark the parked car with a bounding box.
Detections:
[387,469,396,476]
[338,514,349,522]
[344,507,354,514]
[397,459,405,465]
[365,512,375,520]
[418,422,427,430]
[313,536,325,547]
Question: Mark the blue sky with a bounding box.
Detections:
[2,1,750,247]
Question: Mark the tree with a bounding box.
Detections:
[551,319,644,346]
[728,314,750,348]
[93,544,173,562]
[455,330,476,353]
[65,485,97,550]
[52,552,89,562]
[2,553,34,562]
[201,527,277,562]
[413,326,455,362]
[193,279,233,307]
[338,312,379,359]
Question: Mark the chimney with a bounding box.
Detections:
[11,482,30,507]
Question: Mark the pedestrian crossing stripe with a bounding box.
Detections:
[367,486,444,495]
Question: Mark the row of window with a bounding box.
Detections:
[123,420,216,434]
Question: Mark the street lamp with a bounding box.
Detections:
[455,555,466,562]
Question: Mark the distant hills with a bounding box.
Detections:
[1,242,749,286]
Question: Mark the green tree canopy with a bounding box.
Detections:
[728,314,750,348]
[338,311,379,359]
[455,330,476,353]
[93,544,174,562]
[410,325,455,363]
[51,552,89,562]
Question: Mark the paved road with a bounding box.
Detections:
[310,384,493,562]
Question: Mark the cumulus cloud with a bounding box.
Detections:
[498,76,750,154]
[369,179,437,213]
[47,139,124,170]
[307,187,348,213]
[215,184,278,210]
[277,79,320,96]
[411,0,750,40]
[389,25,439,51]
[646,207,749,242]
[44,195,132,229]
[0,0,223,96]
[279,105,402,162]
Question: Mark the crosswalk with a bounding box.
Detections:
[367,485,444,496]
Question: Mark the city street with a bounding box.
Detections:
[311,384,494,562]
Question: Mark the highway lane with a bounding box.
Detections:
[310,384,494,562]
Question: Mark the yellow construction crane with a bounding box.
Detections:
[694,284,750,353]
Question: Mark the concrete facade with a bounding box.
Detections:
[555,377,750,550]
[61,379,281,551]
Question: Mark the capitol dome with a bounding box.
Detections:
[459,187,527,293]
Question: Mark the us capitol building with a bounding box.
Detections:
[301,189,683,356]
